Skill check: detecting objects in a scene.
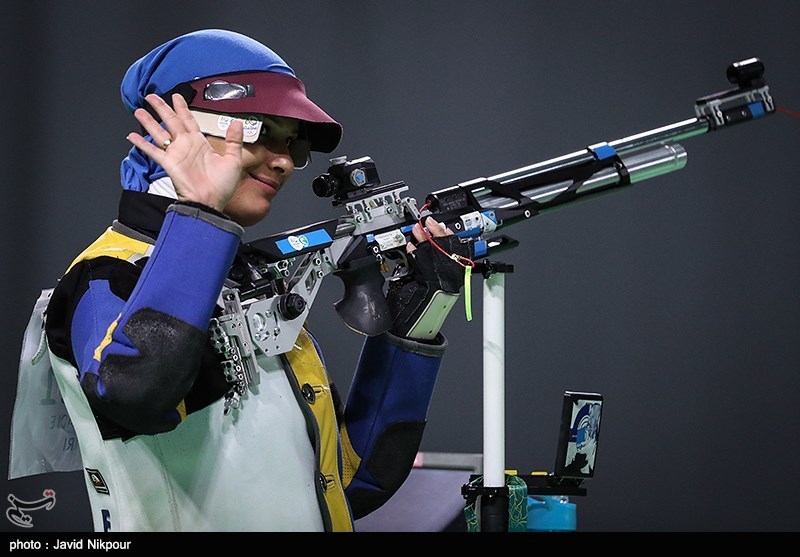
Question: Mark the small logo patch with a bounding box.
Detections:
[287,235,310,251]
[86,468,110,495]
[216,114,261,140]
[350,168,367,187]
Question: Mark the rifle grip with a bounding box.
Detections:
[333,256,393,336]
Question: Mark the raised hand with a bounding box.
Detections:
[126,93,244,212]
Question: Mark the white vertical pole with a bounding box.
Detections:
[483,271,505,488]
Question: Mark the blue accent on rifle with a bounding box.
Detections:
[748,101,765,118]
[589,142,618,160]
[456,228,481,239]
[474,239,488,257]
[275,229,333,254]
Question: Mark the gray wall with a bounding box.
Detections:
[2,0,799,532]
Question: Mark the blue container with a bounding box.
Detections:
[526,495,577,532]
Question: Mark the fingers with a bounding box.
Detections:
[429,218,454,237]
[426,217,448,238]
[136,94,197,141]
[132,105,170,147]
[410,221,428,244]
[171,93,202,133]
[128,94,209,160]
[126,94,199,166]
[407,217,455,253]
[222,118,244,159]
[126,131,166,164]
[411,217,452,243]
[142,94,181,134]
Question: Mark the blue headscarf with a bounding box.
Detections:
[119,29,295,192]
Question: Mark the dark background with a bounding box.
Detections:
[2,1,799,533]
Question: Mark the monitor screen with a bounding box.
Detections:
[554,391,603,481]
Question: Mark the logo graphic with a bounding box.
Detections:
[216,114,233,131]
[350,168,367,187]
[216,114,261,140]
[241,116,261,140]
[6,489,56,528]
[287,235,310,251]
[86,468,110,495]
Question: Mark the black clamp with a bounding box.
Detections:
[475,259,515,279]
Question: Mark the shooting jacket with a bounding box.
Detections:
[42,190,447,532]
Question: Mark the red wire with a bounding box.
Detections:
[416,203,475,269]
[777,107,800,119]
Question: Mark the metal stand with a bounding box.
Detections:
[463,260,514,532]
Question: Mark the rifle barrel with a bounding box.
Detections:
[472,142,689,213]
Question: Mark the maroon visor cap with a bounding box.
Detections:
[175,71,342,154]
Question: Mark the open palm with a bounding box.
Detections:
[126,93,244,212]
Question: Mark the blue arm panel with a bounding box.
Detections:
[69,205,242,433]
[344,334,443,461]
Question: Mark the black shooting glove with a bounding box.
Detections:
[386,232,475,341]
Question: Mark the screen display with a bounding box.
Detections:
[554,391,603,480]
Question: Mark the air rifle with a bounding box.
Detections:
[209,57,775,410]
